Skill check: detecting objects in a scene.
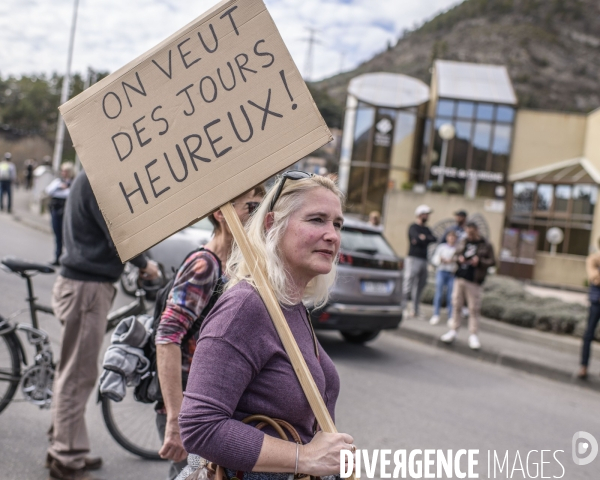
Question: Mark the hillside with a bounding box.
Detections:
[316,0,600,114]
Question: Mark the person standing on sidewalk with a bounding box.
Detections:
[440,210,467,243]
[155,185,264,480]
[48,171,159,480]
[0,152,17,213]
[402,205,436,318]
[45,162,75,266]
[441,222,495,349]
[429,230,457,325]
[578,241,600,379]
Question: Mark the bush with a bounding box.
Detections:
[444,181,463,194]
[501,305,537,328]
[421,284,435,305]
[481,294,506,320]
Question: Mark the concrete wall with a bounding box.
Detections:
[584,107,600,168]
[510,110,587,176]
[383,190,505,257]
[532,252,586,289]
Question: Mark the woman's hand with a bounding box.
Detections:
[299,431,355,476]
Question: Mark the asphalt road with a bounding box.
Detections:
[1,213,599,480]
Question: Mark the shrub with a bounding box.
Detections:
[481,294,506,320]
[421,284,435,305]
[501,305,537,328]
[444,181,463,194]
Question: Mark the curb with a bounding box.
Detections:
[12,214,52,235]
[391,326,600,393]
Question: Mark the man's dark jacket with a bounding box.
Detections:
[454,236,496,284]
[60,171,147,283]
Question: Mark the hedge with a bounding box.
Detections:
[420,275,589,338]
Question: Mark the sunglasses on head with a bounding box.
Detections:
[268,171,314,212]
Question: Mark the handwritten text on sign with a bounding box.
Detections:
[60,0,331,261]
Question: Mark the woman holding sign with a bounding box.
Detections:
[178,172,353,479]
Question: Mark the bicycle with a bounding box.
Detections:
[0,257,164,461]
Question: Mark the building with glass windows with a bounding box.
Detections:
[338,72,430,215]
[423,61,517,198]
[339,60,600,288]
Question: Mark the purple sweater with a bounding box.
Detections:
[179,281,340,472]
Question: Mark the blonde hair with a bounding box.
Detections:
[60,162,75,179]
[226,174,344,308]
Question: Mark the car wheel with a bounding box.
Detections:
[120,263,139,297]
[341,330,381,344]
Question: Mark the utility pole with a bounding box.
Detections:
[303,27,319,81]
[339,51,346,73]
[52,0,80,173]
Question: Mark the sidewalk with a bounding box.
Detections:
[394,303,600,393]
[10,187,52,235]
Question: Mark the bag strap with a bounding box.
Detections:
[242,414,302,444]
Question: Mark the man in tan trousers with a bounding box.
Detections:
[440,222,495,350]
[48,171,159,480]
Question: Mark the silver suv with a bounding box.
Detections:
[309,217,403,344]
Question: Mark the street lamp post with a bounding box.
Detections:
[52,0,80,173]
[437,123,455,185]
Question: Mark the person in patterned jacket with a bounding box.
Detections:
[155,185,265,480]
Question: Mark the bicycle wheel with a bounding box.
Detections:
[101,388,164,461]
[0,331,21,414]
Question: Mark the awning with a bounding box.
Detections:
[435,60,518,105]
[508,157,600,184]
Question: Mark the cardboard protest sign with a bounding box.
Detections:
[60,0,332,261]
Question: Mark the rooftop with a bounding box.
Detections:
[435,60,518,105]
[348,72,430,109]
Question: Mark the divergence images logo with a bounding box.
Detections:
[572,432,598,466]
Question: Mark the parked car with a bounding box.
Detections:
[120,217,214,296]
[309,216,403,344]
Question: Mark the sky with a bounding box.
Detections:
[0,0,462,82]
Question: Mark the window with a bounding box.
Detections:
[554,185,571,213]
[451,120,472,170]
[341,228,396,257]
[351,103,376,161]
[456,101,474,119]
[509,182,598,256]
[536,184,553,212]
[573,185,597,216]
[476,103,494,121]
[427,100,515,195]
[436,99,455,117]
[472,122,492,170]
[512,182,536,214]
[496,106,515,123]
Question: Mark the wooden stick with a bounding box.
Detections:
[221,203,357,479]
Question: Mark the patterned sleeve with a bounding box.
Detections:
[155,251,219,346]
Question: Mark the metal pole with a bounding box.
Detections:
[437,139,448,185]
[52,0,80,173]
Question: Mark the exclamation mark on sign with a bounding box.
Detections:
[280,70,297,110]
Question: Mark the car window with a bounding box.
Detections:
[341,228,396,257]
[190,217,214,231]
